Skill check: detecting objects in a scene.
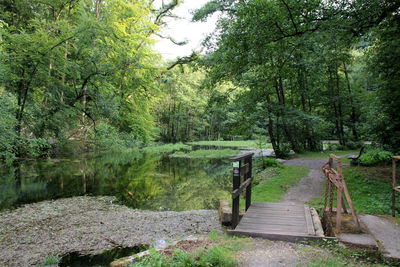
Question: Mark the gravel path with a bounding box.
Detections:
[0,196,221,266]
[236,240,306,267]
[282,158,327,204]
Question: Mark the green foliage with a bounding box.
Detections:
[359,149,393,166]
[311,167,399,215]
[42,255,59,266]
[302,238,384,266]
[197,246,236,267]
[344,167,397,214]
[366,14,400,152]
[260,158,282,169]
[26,138,51,158]
[130,245,236,267]
[142,143,191,153]
[91,123,142,151]
[0,0,176,161]
[0,91,18,163]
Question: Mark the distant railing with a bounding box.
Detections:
[230,152,254,229]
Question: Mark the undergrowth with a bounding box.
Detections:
[130,233,252,267]
[299,238,385,266]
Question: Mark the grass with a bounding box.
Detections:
[42,255,59,266]
[130,232,252,267]
[298,238,385,266]
[188,140,272,149]
[251,165,310,202]
[142,143,192,153]
[296,150,359,163]
[169,149,239,159]
[308,165,400,216]
[231,164,310,209]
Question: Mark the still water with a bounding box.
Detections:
[0,151,233,211]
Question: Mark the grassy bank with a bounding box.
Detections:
[188,140,272,149]
[142,143,192,153]
[169,149,238,159]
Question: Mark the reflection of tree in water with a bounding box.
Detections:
[0,151,233,211]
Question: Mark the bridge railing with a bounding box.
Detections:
[230,152,254,229]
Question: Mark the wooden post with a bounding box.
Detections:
[232,160,241,229]
[245,156,252,211]
[336,185,342,232]
[323,154,361,233]
[328,157,333,213]
[393,157,397,217]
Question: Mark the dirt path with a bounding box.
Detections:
[282,158,327,204]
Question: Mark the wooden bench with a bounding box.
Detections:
[348,146,365,165]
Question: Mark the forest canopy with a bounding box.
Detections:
[1,0,400,162]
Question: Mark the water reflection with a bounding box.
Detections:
[0,151,232,211]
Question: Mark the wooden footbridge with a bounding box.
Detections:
[227,153,327,242]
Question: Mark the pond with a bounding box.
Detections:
[0,150,233,211]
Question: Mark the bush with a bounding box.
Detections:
[0,92,18,164]
[344,141,364,150]
[27,138,51,158]
[277,143,291,158]
[92,123,142,151]
[359,149,393,166]
[261,158,282,169]
[130,246,236,267]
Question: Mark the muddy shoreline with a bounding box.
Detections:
[0,196,221,266]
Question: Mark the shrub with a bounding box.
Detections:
[359,149,393,166]
[261,158,282,169]
[344,141,364,150]
[27,138,51,158]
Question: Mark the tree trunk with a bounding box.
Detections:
[335,62,345,145]
[343,61,358,140]
[266,92,279,156]
[328,67,342,145]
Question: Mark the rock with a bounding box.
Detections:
[219,200,245,225]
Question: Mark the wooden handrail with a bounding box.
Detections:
[230,152,253,229]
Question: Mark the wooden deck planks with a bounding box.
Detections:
[228,202,325,241]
